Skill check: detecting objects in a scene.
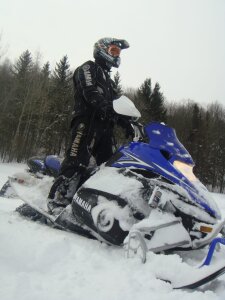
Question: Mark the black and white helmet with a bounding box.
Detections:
[93,38,129,69]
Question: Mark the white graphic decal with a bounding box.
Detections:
[74,195,92,213]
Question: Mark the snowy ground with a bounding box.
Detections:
[1,163,225,300]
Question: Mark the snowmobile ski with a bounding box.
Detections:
[0,180,17,198]
[9,176,62,226]
[162,237,225,289]
[169,263,225,289]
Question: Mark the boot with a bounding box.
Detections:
[47,173,81,215]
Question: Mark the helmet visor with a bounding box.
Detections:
[107,45,121,57]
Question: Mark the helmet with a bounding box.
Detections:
[93,37,129,69]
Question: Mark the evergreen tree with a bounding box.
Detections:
[136,79,166,124]
[9,50,34,161]
[137,78,152,123]
[0,59,14,159]
[42,61,51,79]
[139,78,152,101]
[113,71,123,96]
[13,50,33,80]
[43,55,73,154]
[187,103,204,178]
[150,82,167,122]
[33,61,52,149]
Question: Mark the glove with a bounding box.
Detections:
[117,117,134,139]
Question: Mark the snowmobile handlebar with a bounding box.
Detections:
[130,120,147,142]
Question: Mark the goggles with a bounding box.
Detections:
[107,45,121,57]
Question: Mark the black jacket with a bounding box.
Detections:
[72,60,118,119]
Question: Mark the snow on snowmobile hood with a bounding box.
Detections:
[113,96,141,118]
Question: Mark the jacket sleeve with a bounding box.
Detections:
[74,61,108,109]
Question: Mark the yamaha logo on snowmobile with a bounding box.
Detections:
[74,195,92,213]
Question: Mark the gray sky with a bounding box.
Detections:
[0,0,225,105]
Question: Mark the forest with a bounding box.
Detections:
[0,50,225,192]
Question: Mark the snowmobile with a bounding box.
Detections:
[9,95,225,289]
[26,155,61,178]
[0,155,61,197]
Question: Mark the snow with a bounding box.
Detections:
[152,130,161,135]
[1,163,225,299]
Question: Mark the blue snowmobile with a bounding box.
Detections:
[0,155,61,198]
[9,96,225,289]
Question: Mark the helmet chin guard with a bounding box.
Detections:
[93,37,129,69]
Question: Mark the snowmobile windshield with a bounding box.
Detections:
[113,96,141,118]
[144,122,194,165]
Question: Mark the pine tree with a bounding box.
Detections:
[33,61,51,149]
[139,78,152,101]
[0,59,14,159]
[137,78,152,123]
[186,103,203,178]
[9,50,34,161]
[150,82,167,122]
[13,50,33,81]
[43,55,73,154]
[136,79,166,124]
[113,71,123,96]
[42,61,51,79]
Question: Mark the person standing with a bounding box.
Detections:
[47,37,132,214]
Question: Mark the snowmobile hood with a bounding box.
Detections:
[111,122,221,220]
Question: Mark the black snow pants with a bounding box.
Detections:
[60,115,114,179]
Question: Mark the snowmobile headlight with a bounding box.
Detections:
[173,160,197,182]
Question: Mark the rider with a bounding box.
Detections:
[47,37,133,214]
